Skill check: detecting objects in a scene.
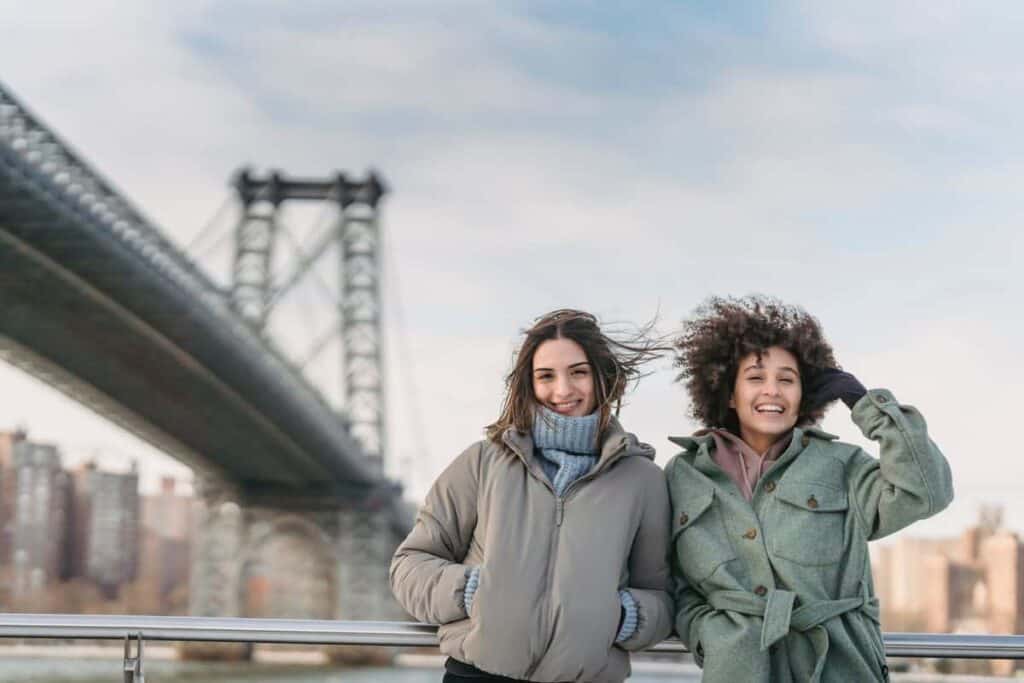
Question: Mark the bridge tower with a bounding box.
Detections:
[229,170,389,468]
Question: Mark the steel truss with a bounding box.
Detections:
[230,169,388,466]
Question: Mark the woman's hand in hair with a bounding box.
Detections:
[804,367,867,411]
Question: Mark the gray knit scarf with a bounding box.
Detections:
[532,406,600,497]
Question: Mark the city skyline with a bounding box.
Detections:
[0,429,190,612]
[2,2,1023,538]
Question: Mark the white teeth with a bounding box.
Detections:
[756,405,784,413]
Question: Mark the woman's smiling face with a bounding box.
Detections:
[730,346,802,451]
[532,337,597,417]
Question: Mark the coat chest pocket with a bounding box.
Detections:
[770,481,849,566]
[672,489,737,583]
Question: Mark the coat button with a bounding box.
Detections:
[678,512,689,526]
[801,434,811,447]
[754,585,768,596]
[764,481,776,493]
[807,495,819,509]
[743,528,758,540]
[876,393,889,403]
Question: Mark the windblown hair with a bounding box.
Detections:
[486,309,667,443]
[674,295,837,433]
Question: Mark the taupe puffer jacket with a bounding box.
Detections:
[390,418,673,682]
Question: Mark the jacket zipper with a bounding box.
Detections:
[559,440,629,504]
[526,502,563,679]
[549,439,628,533]
[524,440,629,678]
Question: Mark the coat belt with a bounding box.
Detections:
[707,587,881,682]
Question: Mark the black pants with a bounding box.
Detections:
[443,674,526,683]
[443,658,536,682]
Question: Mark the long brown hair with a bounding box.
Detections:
[485,309,667,442]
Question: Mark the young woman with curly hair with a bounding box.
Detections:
[666,295,953,683]
[391,309,673,683]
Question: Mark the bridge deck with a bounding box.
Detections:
[0,82,384,497]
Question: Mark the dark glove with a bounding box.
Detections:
[803,367,866,410]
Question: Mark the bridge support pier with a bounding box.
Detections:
[336,504,402,621]
[184,476,406,662]
[182,477,251,660]
[189,478,244,618]
[328,503,405,665]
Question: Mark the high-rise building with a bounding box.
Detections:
[0,429,27,606]
[10,439,70,602]
[0,430,20,565]
[982,532,1024,635]
[138,476,193,612]
[980,532,1024,676]
[872,537,957,631]
[69,461,140,598]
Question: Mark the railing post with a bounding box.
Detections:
[122,632,144,683]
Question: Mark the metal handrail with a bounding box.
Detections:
[0,615,1022,659]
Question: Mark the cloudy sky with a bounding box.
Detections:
[1,1,1021,537]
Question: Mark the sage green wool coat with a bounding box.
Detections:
[666,389,953,683]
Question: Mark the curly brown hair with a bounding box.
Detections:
[486,309,668,442]
[674,295,838,432]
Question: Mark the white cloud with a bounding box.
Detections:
[1,1,1021,540]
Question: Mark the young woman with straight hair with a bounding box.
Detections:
[666,295,953,682]
[391,309,673,683]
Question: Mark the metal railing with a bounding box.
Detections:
[1,614,1023,660]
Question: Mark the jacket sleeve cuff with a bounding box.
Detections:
[615,590,639,643]
[434,562,473,624]
[616,587,673,650]
[850,388,904,429]
[462,566,480,613]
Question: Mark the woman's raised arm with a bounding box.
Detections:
[846,388,954,540]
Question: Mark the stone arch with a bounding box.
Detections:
[239,514,337,619]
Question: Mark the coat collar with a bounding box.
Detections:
[669,425,838,471]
